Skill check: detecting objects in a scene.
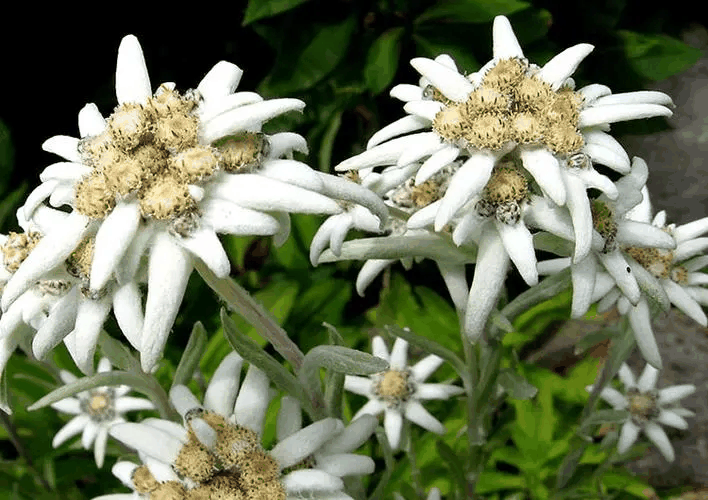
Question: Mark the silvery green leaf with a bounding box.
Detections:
[98,331,140,373]
[489,309,514,335]
[324,370,345,419]
[606,318,636,381]
[501,268,572,321]
[600,428,619,449]
[318,234,475,265]
[301,345,388,376]
[0,369,9,414]
[533,232,574,257]
[497,370,538,400]
[322,322,344,345]
[28,371,155,411]
[582,409,631,427]
[625,254,670,311]
[385,325,467,382]
[220,309,313,416]
[299,345,388,413]
[573,328,616,356]
[172,322,208,388]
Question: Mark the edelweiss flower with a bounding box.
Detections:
[536,158,676,368]
[312,164,473,314]
[335,15,672,260]
[51,358,154,468]
[344,336,464,450]
[623,186,708,327]
[105,352,376,499]
[7,34,385,372]
[588,363,695,462]
[0,207,144,377]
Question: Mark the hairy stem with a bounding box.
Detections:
[195,260,304,370]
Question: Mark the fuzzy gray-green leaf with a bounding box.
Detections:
[172,322,208,388]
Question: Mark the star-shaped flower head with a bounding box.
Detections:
[105,352,377,500]
[334,16,672,261]
[588,362,695,462]
[623,186,708,327]
[7,34,386,372]
[312,165,472,316]
[0,206,145,379]
[51,358,155,468]
[536,158,677,368]
[344,336,464,450]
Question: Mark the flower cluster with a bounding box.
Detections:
[1,15,704,500]
[311,15,707,374]
[100,353,377,500]
[0,34,386,376]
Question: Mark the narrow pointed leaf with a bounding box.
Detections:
[220,309,312,415]
[172,322,208,388]
[98,331,140,373]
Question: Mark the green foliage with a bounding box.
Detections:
[0,118,13,195]
[242,0,310,25]
[365,28,405,95]
[619,30,702,81]
[415,0,530,24]
[259,17,356,96]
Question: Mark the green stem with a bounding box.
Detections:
[500,268,572,323]
[195,260,305,370]
[462,335,480,498]
[404,421,425,499]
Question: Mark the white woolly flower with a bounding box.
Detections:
[102,352,376,500]
[51,358,155,468]
[334,15,672,260]
[8,34,386,372]
[537,158,676,368]
[344,336,464,450]
[0,206,144,378]
[587,363,695,462]
[623,186,708,326]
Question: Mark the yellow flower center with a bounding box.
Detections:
[476,164,528,225]
[627,390,658,422]
[1,231,42,273]
[166,411,285,500]
[374,370,414,406]
[591,200,618,253]
[81,389,115,421]
[431,58,585,154]
[76,85,243,225]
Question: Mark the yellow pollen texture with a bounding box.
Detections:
[132,465,159,494]
[1,231,42,273]
[66,237,95,280]
[76,87,215,221]
[89,393,109,412]
[376,370,412,402]
[139,176,195,221]
[482,166,528,205]
[625,247,674,280]
[628,392,657,421]
[215,133,269,173]
[164,410,284,499]
[591,201,617,242]
[431,58,584,153]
